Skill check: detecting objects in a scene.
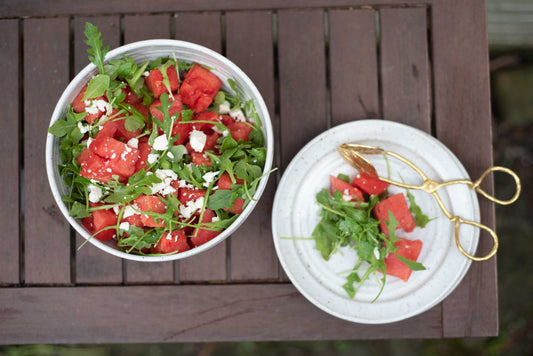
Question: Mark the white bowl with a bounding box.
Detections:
[46,40,274,262]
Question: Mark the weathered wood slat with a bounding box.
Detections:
[431,0,498,337]
[73,16,124,284]
[329,9,380,125]
[123,14,175,283]
[24,18,71,284]
[0,20,20,284]
[225,11,279,281]
[379,7,431,132]
[0,284,442,344]
[1,0,434,18]
[174,12,227,282]
[278,9,327,169]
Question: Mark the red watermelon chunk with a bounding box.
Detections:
[89,136,139,178]
[384,237,423,281]
[72,84,108,124]
[78,149,117,183]
[134,195,166,228]
[216,172,246,214]
[134,137,151,172]
[329,175,364,201]
[151,229,191,254]
[82,209,118,241]
[192,111,220,131]
[228,121,253,142]
[190,209,221,247]
[352,172,390,196]
[178,187,207,206]
[145,65,179,99]
[190,151,212,167]
[373,193,416,235]
[180,63,222,113]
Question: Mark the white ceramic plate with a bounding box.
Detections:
[272,120,480,324]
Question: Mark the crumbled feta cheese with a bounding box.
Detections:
[218,101,231,114]
[229,107,246,122]
[179,197,205,219]
[119,222,130,231]
[127,138,139,148]
[84,99,111,115]
[123,204,139,218]
[189,130,207,152]
[113,206,120,215]
[86,137,93,148]
[88,184,103,203]
[177,179,193,189]
[222,129,229,137]
[147,153,159,164]
[211,216,220,222]
[150,169,178,195]
[202,171,219,188]
[153,134,169,151]
[167,151,174,159]
[373,247,380,260]
[342,189,352,202]
[142,71,150,77]
[78,121,90,134]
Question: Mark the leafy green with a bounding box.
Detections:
[82,74,110,101]
[406,190,434,228]
[337,173,350,183]
[312,189,425,301]
[84,22,109,74]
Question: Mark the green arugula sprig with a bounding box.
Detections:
[312,188,425,301]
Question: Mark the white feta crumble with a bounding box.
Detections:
[88,184,103,203]
[123,204,140,218]
[86,137,93,148]
[167,151,174,159]
[78,121,90,134]
[147,153,159,164]
[150,169,178,195]
[127,138,139,148]
[119,222,130,231]
[373,247,380,260]
[229,107,246,122]
[342,189,352,202]
[202,171,219,188]
[153,134,169,151]
[211,216,220,223]
[84,99,111,115]
[218,101,231,114]
[142,71,150,77]
[189,129,207,152]
[179,197,205,219]
[177,179,193,189]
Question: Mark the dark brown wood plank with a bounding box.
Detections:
[431,0,498,337]
[0,20,20,285]
[174,12,227,282]
[0,284,442,344]
[73,16,123,284]
[24,18,71,284]
[379,7,431,131]
[123,14,175,283]
[225,11,278,281]
[1,0,434,18]
[329,9,380,125]
[278,9,327,169]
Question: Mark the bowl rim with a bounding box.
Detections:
[46,39,274,262]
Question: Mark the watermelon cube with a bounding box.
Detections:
[384,237,423,281]
[373,193,416,235]
[190,209,221,247]
[352,172,390,196]
[329,175,364,201]
[145,65,179,99]
[180,63,222,113]
[151,229,191,254]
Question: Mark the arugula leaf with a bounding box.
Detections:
[395,254,426,271]
[84,22,109,74]
[337,173,350,183]
[406,190,433,228]
[82,74,110,101]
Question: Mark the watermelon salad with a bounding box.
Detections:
[313,171,430,300]
[48,23,269,256]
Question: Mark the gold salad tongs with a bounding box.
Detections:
[337,143,521,261]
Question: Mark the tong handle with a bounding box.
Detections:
[469,166,521,205]
[452,217,498,261]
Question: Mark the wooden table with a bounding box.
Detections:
[0,0,497,343]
